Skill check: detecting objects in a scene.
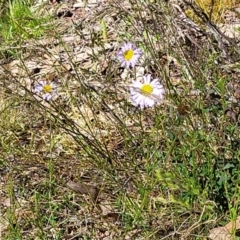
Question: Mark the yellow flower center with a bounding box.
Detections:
[43,84,52,93]
[141,84,153,96]
[123,49,134,61]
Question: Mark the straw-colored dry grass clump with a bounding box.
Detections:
[186,0,238,23]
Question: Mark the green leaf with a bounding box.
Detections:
[223,163,235,170]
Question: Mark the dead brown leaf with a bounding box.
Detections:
[66,181,99,201]
[209,216,240,240]
[209,226,232,240]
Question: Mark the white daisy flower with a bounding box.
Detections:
[34,80,57,101]
[117,42,142,68]
[130,74,165,109]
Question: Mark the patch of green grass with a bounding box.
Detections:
[2,0,51,39]
[0,0,53,55]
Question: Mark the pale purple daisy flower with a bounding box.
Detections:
[130,74,165,109]
[117,42,142,68]
[34,80,57,101]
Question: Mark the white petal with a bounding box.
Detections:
[34,85,43,93]
[151,78,160,86]
[130,89,139,96]
[127,42,134,49]
[43,93,52,101]
[143,74,151,84]
[126,61,131,68]
[145,97,155,107]
[152,88,164,98]
[131,80,142,88]
[134,48,142,54]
